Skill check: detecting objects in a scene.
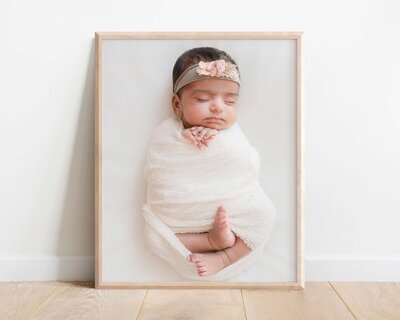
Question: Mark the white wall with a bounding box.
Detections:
[1,0,399,281]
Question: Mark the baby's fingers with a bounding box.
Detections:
[197,140,207,149]
[181,130,191,139]
[197,127,211,141]
[190,126,204,136]
[203,129,218,140]
[201,136,215,147]
[206,135,215,141]
[181,130,198,145]
[201,130,218,145]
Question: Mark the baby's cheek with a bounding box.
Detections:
[186,106,207,121]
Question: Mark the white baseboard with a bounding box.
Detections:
[1,255,399,281]
[306,255,400,281]
[0,256,94,281]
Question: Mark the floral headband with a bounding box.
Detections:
[173,59,240,94]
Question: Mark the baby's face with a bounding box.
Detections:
[172,79,239,130]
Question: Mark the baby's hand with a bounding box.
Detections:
[191,126,219,149]
[181,128,198,145]
[181,126,219,149]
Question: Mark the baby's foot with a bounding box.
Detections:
[187,251,230,276]
[207,205,236,250]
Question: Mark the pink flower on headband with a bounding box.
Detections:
[197,60,226,77]
[214,60,226,75]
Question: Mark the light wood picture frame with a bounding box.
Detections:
[95,32,304,289]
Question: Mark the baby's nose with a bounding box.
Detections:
[211,98,224,112]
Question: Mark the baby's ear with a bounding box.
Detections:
[171,94,182,116]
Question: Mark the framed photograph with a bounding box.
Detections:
[95,32,304,289]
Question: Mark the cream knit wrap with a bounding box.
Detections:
[142,116,277,281]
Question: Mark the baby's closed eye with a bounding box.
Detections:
[195,98,209,102]
[225,100,235,105]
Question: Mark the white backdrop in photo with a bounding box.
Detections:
[102,39,298,282]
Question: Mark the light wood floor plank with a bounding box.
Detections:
[28,282,147,320]
[331,282,400,320]
[0,282,59,320]
[243,282,356,320]
[137,289,246,319]
[2,281,399,319]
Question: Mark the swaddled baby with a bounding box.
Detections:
[142,47,277,279]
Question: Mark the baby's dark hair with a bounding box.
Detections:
[172,47,239,96]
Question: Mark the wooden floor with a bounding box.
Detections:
[0,282,399,319]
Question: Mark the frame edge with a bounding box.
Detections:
[94,31,305,289]
[94,31,304,40]
[95,32,103,289]
[296,32,305,289]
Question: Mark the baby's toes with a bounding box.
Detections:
[217,205,225,215]
[194,258,203,266]
[198,269,207,276]
[219,210,228,222]
[220,219,228,228]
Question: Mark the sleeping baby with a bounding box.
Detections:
[142,47,277,281]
